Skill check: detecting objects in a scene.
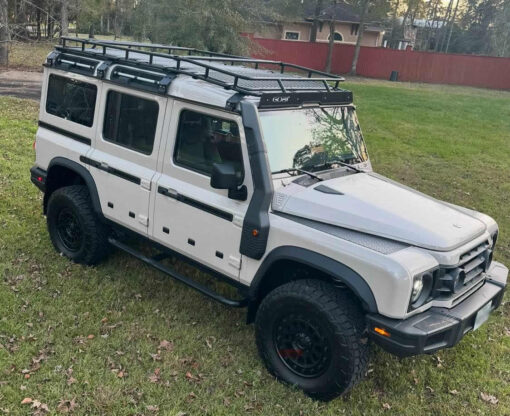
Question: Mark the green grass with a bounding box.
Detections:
[1,81,510,415]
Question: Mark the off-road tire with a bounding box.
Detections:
[47,185,109,265]
[255,279,369,401]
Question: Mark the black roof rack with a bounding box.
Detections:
[55,37,350,96]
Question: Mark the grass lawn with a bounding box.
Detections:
[1,81,510,415]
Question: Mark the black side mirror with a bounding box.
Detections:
[210,163,247,201]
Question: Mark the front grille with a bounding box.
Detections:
[433,241,492,299]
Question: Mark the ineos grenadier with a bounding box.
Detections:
[30,38,508,400]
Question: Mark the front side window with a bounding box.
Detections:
[46,75,97,127]
[174,110,244,179]
[259,106,368,173]
[103,91,159,155]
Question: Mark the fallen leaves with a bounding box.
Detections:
[480,392,499,405]
[148,368,161,384]
[158,340,173,351]
[21,398,49,415]
[56,398,77,413]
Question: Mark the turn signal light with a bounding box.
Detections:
[374,327,391,337]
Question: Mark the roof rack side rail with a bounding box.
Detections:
[61,37,243,60]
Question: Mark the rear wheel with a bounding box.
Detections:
[255,279,368,401]
[47,185,109,265]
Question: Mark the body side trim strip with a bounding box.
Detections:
[79,155,141,185]
[38,121,92,146]
[157,186,233,222]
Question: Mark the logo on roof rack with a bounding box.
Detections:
[272,96,291,104]
[259,91,353,109]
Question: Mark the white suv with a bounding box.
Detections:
[30,38,507,401]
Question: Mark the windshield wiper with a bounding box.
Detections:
[271,168,324,181]
[306,160,364,174]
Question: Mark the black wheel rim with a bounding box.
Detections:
[56,208,83,252]
[273,313,331,378]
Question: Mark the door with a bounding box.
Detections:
[152,102,252,279]
[87,85,168,234]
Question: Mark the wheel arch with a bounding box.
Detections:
[246,246,378,323]
[44,157,103,217]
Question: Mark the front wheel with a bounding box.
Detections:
[255,279,368,401]
[47,185,109,265]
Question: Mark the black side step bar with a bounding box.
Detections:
[108,238,249,308]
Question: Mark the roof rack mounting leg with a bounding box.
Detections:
[108,237,248,308]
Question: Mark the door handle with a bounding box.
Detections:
[158,186,179,200]
[100,161,109,170]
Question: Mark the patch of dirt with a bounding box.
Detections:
[0,70,43,101]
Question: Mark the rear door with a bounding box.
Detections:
[152,101,252,279]
[87,85,168,234]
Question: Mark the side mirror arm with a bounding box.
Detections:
[228,185,248,201]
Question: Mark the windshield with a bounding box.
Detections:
[259,107,368,173]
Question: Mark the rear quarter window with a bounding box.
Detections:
[102,90,159,155]
[46,75,97,127]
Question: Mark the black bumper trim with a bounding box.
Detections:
[367,277,506,357]
[30,166,47,192]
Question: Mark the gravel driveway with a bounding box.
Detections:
[0,70,43,101]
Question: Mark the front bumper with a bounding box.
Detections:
[367,261,508,357]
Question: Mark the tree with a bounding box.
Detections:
[0,0,8,66]
[310,0,323,42]
[325,10,336,72]
[350,0,369,74]
[130,0,274,54]
[61,0,69,36]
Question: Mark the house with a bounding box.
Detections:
[252,2,385,47]
[383,17,446,50]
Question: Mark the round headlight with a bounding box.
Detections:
[411,276,424,303]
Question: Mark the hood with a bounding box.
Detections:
[272,172,486,251]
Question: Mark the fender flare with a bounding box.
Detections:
[44,157,103,217]
[249,246,378,313]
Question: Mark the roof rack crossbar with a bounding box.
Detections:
[58,37,345,96]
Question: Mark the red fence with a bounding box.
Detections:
[249,37,510,90]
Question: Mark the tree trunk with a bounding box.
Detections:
[389,0,400,47]
[0,0,8,66]
[37,9,41,40]
[61,0,69,37]
[310,0,323,43]
[444,0,459,53]
[425,0,439,50]
[325,19,335,73]
[350,0,369,75]
[437,0,453,51]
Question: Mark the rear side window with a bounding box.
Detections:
[103,91,159,155]
[174,110,244,178]
[46,75,97,127]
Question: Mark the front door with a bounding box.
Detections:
[87,85,168,234]
[152,102,252,279]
